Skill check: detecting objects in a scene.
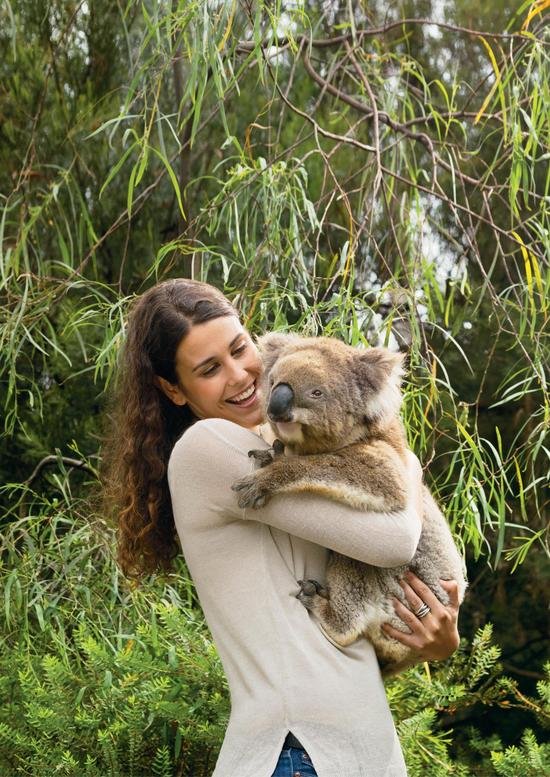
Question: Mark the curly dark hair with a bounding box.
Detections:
[103,278,238,578]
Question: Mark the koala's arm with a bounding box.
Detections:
[233,444,408,513]
[171,419,422,568]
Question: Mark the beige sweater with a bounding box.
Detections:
[167,418,422,777]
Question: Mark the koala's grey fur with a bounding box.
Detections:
[231,333,467,675]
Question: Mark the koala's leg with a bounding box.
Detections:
[297,579,369,647]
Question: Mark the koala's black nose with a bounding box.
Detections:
[268,383,294,421]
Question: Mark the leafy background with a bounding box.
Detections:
[0,1,548,775]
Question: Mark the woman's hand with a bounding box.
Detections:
[382,571,460,662]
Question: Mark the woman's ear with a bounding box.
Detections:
[154,375,188,406]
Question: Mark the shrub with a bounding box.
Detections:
[1,497,548,776]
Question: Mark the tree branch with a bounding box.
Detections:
[236,20,547,53]
[24,455,97,487]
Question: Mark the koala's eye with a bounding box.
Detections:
[310,389,323,398]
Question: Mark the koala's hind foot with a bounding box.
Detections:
[297,580,365,647]
[297,579,329,604]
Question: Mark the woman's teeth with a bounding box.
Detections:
[227,383,256,404]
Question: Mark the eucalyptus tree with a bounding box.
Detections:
[2,0,547,564]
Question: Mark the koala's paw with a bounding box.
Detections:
[248,448,275,468]
[231,472,272,509]
[296,579,329,611]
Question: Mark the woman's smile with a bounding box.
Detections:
[226,381,259,406]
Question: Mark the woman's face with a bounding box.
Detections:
[158,315,264,429]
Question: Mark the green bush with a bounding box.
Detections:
[0,497,228,777]
[1,492,548,776]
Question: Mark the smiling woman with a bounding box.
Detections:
[103,278,242,578]
[103,277,461,777]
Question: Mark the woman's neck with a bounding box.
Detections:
[249,422,277,445]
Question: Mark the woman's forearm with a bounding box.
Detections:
[245,493,421,567]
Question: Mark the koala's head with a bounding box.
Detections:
[257,333,405,453]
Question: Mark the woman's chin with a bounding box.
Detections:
[225,403,264,429]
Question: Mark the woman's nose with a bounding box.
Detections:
[227,360,249,385]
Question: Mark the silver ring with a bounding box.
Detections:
[415,602,431,619]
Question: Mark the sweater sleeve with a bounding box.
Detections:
[168,418,422,569]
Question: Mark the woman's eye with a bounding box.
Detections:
[311,389,323,398]
[233,343,247,356]
[203,364,219,376]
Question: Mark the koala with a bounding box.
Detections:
[231,332,467,675]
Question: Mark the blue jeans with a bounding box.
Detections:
[270,746,318,776]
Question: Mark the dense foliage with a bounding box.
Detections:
[1,501,549,776]
[1,1,548,775]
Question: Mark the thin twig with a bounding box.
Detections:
[344,41,382,197]
[236,21,548,53]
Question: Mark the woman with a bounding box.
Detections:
[108,278,460,777]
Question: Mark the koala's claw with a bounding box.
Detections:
[296,579,329,610]
[300,579,329,597]
[231,474,271,509]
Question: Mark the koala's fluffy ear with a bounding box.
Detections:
[355,347,406,421]
[255,332,303,374]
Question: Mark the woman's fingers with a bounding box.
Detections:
[439,579,460,611]
[391,595,426,634]
[398,577,432,618]
[402,571,444,614]
[381,622,421,650]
